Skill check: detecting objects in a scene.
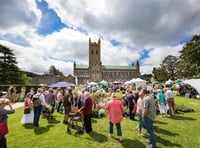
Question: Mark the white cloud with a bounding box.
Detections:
[0,0,200,76]
[141,44,183,74]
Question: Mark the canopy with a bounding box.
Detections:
[98,80,109,89]
[88,82,98,86]
[175,79,182,84]
[183,79,200,95]
[165,79,174,85]
[49,82,75,88]
[130,78,146,89]
[153,81,160,85]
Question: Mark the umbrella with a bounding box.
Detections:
[49,82,75,87]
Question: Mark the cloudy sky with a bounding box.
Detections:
[0,0,200,76]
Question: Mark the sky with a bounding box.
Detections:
[0,0,200,76]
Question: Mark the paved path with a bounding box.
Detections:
[5,102,24,109]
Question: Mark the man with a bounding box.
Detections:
[32,88,46,127]
[141,88,156,148]
[45,88,56,118]
[63,87,73,124]
[165,87,175,117]
[126,89,136,120]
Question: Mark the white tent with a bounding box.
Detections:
[183,79,200,95]
[165,79,174,85]
[130,78,146,90]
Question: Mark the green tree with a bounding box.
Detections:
[179,35,200,78]
[48,65,64,76]
[0,45,24,84]
[160,55,179,80]
[152,67,167,82]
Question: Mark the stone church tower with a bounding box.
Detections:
[88,38,102,82]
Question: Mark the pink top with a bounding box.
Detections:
[105,98,124,124]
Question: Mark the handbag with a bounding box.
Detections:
[24,107,31,114]
[0,121,9,136]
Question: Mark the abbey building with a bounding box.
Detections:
[73,38,140,85]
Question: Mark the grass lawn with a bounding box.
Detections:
[7,96,200,148]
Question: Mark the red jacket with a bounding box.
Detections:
[80,96,93,115]
[106,98,124,124]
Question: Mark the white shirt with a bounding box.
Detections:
[166,90,174,98]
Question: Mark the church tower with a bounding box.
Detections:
[88,38,102,82]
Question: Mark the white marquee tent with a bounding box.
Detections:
[129,78,146,90]
[183,79,200,95]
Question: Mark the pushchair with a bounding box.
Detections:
[67,111,84,134]
[41,105,52,119]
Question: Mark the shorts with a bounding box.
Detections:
[64,107,71,115]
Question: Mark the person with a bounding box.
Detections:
[157,89,167,117]
[79,91,93,133]
[77,88,85,109]
[56,89,63,113]
[0,98,15,148]
[63,87,73,124]
[165,88,175,117]
[136,91,144,136]
[105,92,124,142]
[32,88,45,127]
[45,88,56,118]
[21,93,34,124]
[141,88,157,148]
[126,89,136,120]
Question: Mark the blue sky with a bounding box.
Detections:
[0,0,200,76]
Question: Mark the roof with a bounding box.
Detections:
[75,64,136,70]
[75,65,88,69]
[102,65,136,70]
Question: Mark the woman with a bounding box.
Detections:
[79,91,93,133]
[21,93,34,124]
[105,93,124,142]
[136,92,144,136]
[0,98,15,148]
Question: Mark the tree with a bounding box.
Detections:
[160,55,179,80]
[48,65,64,76]
[0,45,24,84]
[152,67,167,82]
[179,35,200,78]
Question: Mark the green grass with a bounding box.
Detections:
[7,96,200,148]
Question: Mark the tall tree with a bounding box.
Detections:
[160,55,179,80]
[48,65,64,76]
[0,45,24,84]
[152,67,167,82]
[179,35,200,78]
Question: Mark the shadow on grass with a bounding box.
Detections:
[157,135,183,147]
[169,115,196,121]
[23,124,34,129]
[47,116,60,124]
[87,131,107,143]
[154,126,179,136]
[154,120,168,125]
[34,125,54,135]
[121,139,145,148]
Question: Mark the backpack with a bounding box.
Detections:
[32,94,41,107]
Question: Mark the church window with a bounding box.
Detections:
[91,50,93,54]
[96,50,98,54]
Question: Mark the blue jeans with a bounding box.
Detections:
[137,113,144,131]
[109,121,122,136]
[143,117,156,148]
[0,136,7,148]
[33,105,42,126]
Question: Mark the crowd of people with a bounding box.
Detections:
[0,83,179,148]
